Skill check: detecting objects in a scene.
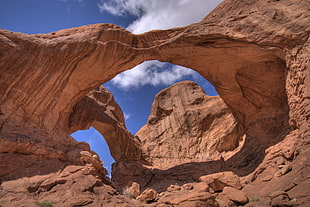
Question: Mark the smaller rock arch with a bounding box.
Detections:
[68,86,147,163]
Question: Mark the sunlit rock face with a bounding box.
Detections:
[137,81,244,170]
[0,0,309,206]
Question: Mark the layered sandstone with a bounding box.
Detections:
[0,0,309,206]
[0,165,143,207]
[137,81,244,169]
[68,86,146,162]
[1,0,308,165]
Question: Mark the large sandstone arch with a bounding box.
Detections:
[0,0,309,183]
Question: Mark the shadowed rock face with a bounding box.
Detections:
[0,0,309,206]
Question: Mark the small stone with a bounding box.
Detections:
[136,188,158,203]
[222,186,248,204]
[275,165,292,177]
[128,182,140,198]
[193,182,210,192]
[271,194,291,207]
[269,191,288,198]
[199,171,241,191]
[274,156,286,165]
[167,184,181,192]
[262,175,273,182]
[182,183,194,191]
[170,192,214,205]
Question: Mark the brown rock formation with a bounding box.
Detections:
[217,186,249,206]
[136,188,158,203]
[0,133,89,181]
[199,171,242,191]
[127,182,141,199]
[0,165,143,207]
[0,0,306,164]
[0,0,309,206]
[157,183,219,207]
[68,86,146,162]
[137,81,244,169]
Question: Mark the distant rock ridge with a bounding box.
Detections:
[0,0,309,206]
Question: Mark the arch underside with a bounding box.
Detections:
[0,23,289,159]
[0,0,308,190]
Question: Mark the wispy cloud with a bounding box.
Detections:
[110,60,198,90]
[99,1,221,91]
[98,0,223,34]
[124,112,131,120]
[57,0,83,15]
[58,0,83,3]
[97,0,149,16]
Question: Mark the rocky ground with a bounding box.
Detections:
[0,0,309,206]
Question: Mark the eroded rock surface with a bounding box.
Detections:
[0,0,309,206]
[0,165,143,207]
[68,86,146,162]
[0,133,89,181]
[137,81,244,170]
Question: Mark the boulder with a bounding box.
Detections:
[127,182,141,199]
[136,188,158,203]
[199,171,242,191]
[221,186,248,204]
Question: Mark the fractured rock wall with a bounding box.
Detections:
[1,0,308,162]
[137,81,244,170]
[68,86,146,162]
[0,0,309,206]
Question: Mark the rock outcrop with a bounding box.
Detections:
[68,86,146,162]
[0,165,143,207]
[137,81,244,169]
[0,0,309,206]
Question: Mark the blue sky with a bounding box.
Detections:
[0,0,222,175]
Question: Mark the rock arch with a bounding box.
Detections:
[67,86,147,162]
[0,0,309,182]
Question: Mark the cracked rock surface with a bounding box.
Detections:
[0,0,309,206]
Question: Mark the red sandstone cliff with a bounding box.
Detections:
[137,81,244,169]
[0,0,309,206]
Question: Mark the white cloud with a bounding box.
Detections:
[124,112,131,120]
[98,0,223,34]
[98,0,150,16]
[100,1,221,90]
[110,60,197,90]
